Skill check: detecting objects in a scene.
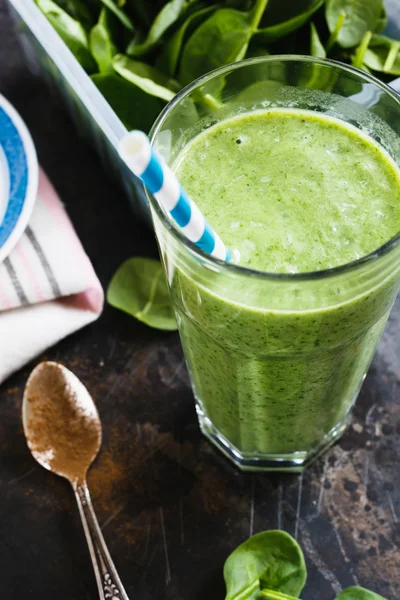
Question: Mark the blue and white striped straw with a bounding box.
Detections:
[119,130,230,261]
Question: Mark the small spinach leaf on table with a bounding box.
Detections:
[223,530,306,600]
[107,257,177,331]
[334,587,388,600]
[113,54,177,101]
[325,0,384,48]
[35,0,96,72]
[91,73,164,132]
[254,0,324,44]
[127,0,186,56]
[90,8,118,72]
[100,0,134,31]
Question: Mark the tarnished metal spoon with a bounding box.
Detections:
[22,361,129,600]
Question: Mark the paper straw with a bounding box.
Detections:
[119,130,230,261]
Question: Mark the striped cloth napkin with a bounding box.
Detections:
[0,168,103,384]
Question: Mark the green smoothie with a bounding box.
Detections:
[169,108,400,460]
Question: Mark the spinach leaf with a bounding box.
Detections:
[91,73,164,131]
[225,50,287,97]
[325,0,384,48]
[305,25,334,91]
[179,8,250,86]
[225,0,254,8]
[126,0,170,27]
[223,531,306,600]
[57,0,95,30]
[334,587,388,600]
[310,22,326,57]
[159,5,217,77]
[90,8,118,72]
[325,8,346,52]
[107,257,177,331]
[234,79,281,106]
[363,34,400,75]
[255,0,324,44]
[374,4,387,34]
[260,591,298,600]
[35,0,96,72]
[351,30,372,68]
[100,0,134,31]
[179,0,268,86]
[127,0,185,56]
[113,54,177,101]
[245,44,270,58]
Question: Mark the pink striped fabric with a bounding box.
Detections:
[0,168,103,384]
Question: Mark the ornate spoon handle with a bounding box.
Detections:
[75,481,129,600]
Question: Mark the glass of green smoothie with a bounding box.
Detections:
[148,56,400,472]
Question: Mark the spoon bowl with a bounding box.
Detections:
[23,361,102,486]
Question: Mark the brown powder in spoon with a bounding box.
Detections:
[24,363,101,485]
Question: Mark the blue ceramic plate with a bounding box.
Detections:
[0,94,38,263]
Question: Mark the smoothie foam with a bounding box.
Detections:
[174,109,400,273]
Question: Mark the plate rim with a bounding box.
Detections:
[0,93,38,264]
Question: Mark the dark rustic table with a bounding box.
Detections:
[1,3,399,598]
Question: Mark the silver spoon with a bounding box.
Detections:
[22,361,129,600]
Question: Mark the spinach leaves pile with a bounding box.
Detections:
[36,0,400,132]
[223,530,387,600]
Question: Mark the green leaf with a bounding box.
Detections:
[325,0,384,48]
[235,80,282,105]
[362,34,400,75]
[374,4,387,34]
[179,8,253,86]
[223,531,306,600]
[90,8,118,73]
[325,9,346,52]
[351,30,372,68]
[100,0,134,31]
[107,258,177,331]
[225,50,285,97]
[35,0,96,72]
[260,591,298,600]
[113,54,177,101]
[91,73,164,132]
[127,0,185,56]
[57,0,95,30]
[159,5,216,77]
[334,587,388,600]
[225,0,254,8]
[245,44,270,58]
[310,22,326,57]
[124,0,152,28]
[255,0,324,43]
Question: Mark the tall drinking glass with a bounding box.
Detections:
[148,56,400,471]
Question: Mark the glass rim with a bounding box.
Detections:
[148,54,400,282]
